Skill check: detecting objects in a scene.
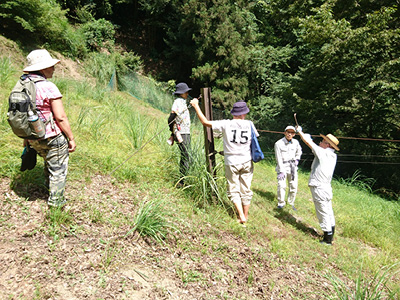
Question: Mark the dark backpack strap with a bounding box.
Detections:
[168,112,177,132]
[20,74,53,125]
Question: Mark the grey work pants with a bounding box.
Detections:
[310,185,335,232]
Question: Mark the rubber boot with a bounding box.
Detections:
[331,226,335,241]
[320,231,333,245]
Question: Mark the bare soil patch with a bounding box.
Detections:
[0,175,337,299]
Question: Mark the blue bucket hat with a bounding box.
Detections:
[174,82,192,95]
[230,101,250,116]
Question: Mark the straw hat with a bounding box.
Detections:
[320,134,340,151]
[23,49,60,72]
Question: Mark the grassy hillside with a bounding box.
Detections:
[1,37,399,299]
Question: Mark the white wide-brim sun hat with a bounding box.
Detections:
[23,49,60,72]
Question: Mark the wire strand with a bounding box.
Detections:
[257,129,400,143]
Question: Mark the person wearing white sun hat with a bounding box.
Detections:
[297,127,339,245]
[21,49,76,208]
[23,49,61,72]
[274,125,302,211]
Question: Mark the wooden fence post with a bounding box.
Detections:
[200,88,216,176]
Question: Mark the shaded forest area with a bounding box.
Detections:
[1,0,399,198]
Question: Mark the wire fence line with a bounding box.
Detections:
[107,93,399,172]
[257,129,400,143]
[262,151,400,159]
[110,125,399,173]
[137,149,400,165]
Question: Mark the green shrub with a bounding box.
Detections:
[0,0,87,57]
[74,4,96,23]
[80,18,115,51]
[116,51,142,74]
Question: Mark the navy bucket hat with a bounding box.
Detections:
[174,82,192,95]
[230,101,250,116]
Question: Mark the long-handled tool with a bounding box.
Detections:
[294,113,299,128]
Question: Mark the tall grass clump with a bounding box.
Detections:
[125,199,176,244]
[182,136,230,209]
[89,110,110,142]
[84,52,116,86]
[123,113,152,149]
[0,56,15,86]
[0,143,20,177]
[76,106,91,129]
[152,122,178,155]
[337,169,376,193]
[325,263,399,300]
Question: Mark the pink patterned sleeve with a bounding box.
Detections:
[36,81,62,101]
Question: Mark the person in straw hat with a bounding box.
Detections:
[296,126,339,245]
[274,125,302,211]
[22,49,76,208]
[190,99,259,226]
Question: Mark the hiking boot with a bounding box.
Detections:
[320,231,333,245]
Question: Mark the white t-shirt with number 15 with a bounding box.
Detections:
[211,119,259,166]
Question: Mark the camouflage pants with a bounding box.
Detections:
[29,133,69,207]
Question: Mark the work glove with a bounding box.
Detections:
[296,125,302,133]
[277,172,286,180]
[295,159,299,166]
[303,133,312,140]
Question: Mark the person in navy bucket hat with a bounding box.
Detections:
[167,82,197,187]
[190,99,259,226]
[230,101,250,116]
[173,82,192,95]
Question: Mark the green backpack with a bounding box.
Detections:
[7,74,48,139]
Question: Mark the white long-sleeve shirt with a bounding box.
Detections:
[302,134,337,187]
[274,137,302,173]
